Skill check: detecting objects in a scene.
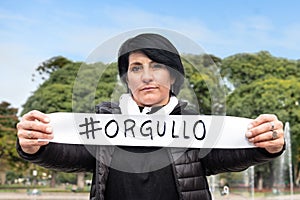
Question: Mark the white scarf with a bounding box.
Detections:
[119,93,179,115]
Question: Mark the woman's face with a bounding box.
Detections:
[126,51,175,107]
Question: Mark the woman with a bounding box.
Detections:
[16,33,285,200]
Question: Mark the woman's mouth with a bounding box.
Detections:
[141,86,157,91]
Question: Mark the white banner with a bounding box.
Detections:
[43,112,255,149]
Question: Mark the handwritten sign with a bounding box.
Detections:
[43,112,255,149]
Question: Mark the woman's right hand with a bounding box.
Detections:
[17,110,53,154]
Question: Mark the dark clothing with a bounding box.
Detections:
[16,101,284,200]
[105,147,179,200]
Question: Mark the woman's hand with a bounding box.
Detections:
[16,110,53,154]
[246,114,285,154]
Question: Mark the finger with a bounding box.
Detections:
[19,137,50,148]
[17,120,52,134]
[248,114,278,128]
[22,110,50,123]
[251,136,285,152]
[251,140,279,148]
[18,129,54,140]
[246,122,276,138]
[246,115,283,139]
[248,130,282,143]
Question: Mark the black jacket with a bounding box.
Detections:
[17,102,283,200]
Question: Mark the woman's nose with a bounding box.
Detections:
[141,68,154,83]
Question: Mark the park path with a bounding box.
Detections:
[0,192,299,200]
[0,192,89,200]
[213,193,299,200]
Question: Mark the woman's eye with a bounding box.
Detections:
[152,63,165,69]
[131,65,143,72]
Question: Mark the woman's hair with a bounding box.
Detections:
[118,33,185,95]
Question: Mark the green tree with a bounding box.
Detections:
[221,51,299,89]
[227,77,300,188]
[0,101,29,184]
[222,51,300,188]
[23,59,119,114]
[181,54,226,115]
[21,56,119,188]
[32,56,72,81]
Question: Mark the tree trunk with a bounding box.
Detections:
[295,162,300,186]
[77,172,85,190]
[0,171,6,185]
[269,162,275,189]
[256,171,263,191]
[50,171,57,187]
[295,169,300,186]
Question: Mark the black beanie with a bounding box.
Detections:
[118,33,185,95]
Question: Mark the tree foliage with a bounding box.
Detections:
[22,57,119,115]
[32,56,72,81]
[222,51,300,187]
[24,54,225,115]
[227,77,300,183]
[221,51,299,89]
[21,56,119,187]
[0,102,28,175]
[181,54,226,115]
[18,52,300,189]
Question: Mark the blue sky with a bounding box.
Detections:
[1,0,300,111]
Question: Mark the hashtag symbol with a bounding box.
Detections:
[79,117,102,139]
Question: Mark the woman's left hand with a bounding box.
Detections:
[246,114,285,154]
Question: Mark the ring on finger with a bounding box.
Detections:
[269,122,275,131]
[272,130,278,140]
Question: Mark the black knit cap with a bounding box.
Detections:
[118,33,185,95]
